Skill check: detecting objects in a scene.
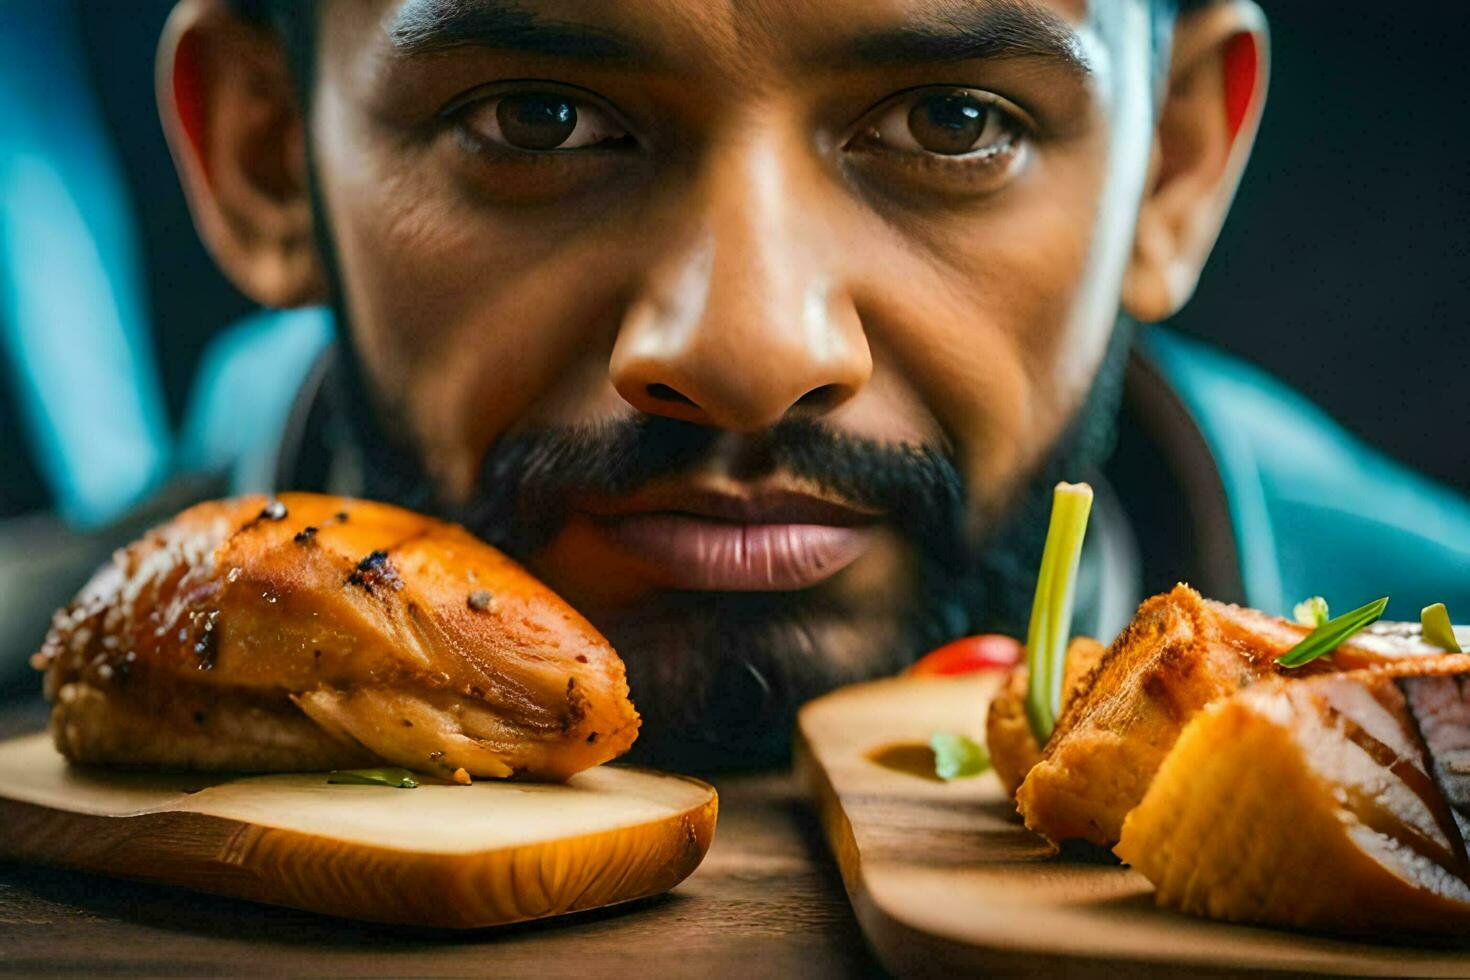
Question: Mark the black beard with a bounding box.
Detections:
[321,323,1134,769]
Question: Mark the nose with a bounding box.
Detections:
[610,131,872,432]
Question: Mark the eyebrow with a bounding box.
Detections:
[386,0,1091,79]
[387,0,643,63]
[832,0,1093,78]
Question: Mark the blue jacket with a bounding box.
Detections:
[179,310,1470,623]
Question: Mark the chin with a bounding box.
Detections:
[600,589,912,771]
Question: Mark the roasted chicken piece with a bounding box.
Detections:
[33,494,640,780]
[1016,584,1429,846]
[986,637,1105,797]
[1117,655,1470,933]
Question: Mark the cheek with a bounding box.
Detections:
[851,147,1115,520]
[314,97,645,499]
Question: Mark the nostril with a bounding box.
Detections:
[794,384,848,412]
[646,383,698,407]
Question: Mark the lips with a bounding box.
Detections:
[576,487,880,592]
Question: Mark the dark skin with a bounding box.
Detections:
[159,0,1266,762]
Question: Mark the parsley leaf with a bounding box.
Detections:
[929,732,991,781]
[327,767,419,788]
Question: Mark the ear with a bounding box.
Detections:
[157,0,327,307]
[1122,1,1269,323]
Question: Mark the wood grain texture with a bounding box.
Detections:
[0,733,716,929]
[796,672,1470,978]
[0,701,879,978]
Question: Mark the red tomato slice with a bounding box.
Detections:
[908,634,1023,676]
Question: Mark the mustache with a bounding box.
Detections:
[455,415,968,562]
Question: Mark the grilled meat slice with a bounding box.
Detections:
[1116,656,1470,933]
[33,494,640,780]
[1402,672,1470,845]
[1016,584,1434,846]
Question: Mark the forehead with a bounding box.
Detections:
[351,0,1133,81]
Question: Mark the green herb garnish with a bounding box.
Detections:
[1276,597,1389,668]
[327,767,419,788]
[929,732,991,781]
[1292,596,1330,627]
[1422,602,1463,653]
[1023,482,1094,743]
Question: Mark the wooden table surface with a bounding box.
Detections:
[0,697,883,978]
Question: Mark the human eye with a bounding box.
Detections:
[855,87,1025,159]
[452,85,633,154]
[843,86,1032,200]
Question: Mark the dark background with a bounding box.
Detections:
[20,0,1470,505]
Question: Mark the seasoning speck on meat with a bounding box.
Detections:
[186,609,223,670]
[467,589,493,612]
[348,549,404,593]
[294,526,318,544]
[33,493,640,780]
[193,624,218,670]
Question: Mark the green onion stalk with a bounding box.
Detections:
[1023,482,1094,744]
[1276,597,1388,668]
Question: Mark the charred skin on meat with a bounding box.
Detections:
[34,494,640,781]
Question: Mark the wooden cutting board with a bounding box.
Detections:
[0,732,717,929]
[796,673,1470,977]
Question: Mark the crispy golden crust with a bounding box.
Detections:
[1117,655,1470,933]
[1016,584,1415,847]
[986,637,1106,799]
[34,494,640,780]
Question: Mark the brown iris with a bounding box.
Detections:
[907,91,990,155]
[496,94,578,151]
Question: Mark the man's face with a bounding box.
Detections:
[268,0,1163,761]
